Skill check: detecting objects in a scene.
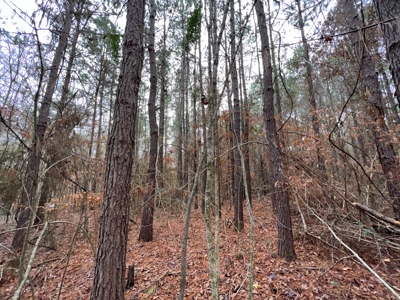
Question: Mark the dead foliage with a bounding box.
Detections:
[0,199,398,299]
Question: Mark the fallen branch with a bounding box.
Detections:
[316,255,354,280]
[310,209,400,299]
[131,270,179,296]
[352,202,400,229]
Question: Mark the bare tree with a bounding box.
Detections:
[255,0,296,261]
[230,0,244,231]
[139,0,158,242]
[342,0,400,220]
[296,0,328,181]
[12,0,74,253]
[157,5,168,184]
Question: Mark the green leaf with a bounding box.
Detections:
[146,284,157,295]
[184,5,202,52]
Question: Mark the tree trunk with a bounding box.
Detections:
[202,0,229,297]
[184,52,190,187]
[375,0,400,106]
[157,11,167,185]
[139,0,158,242]
[238,0,252,207]
[255,0,296,261]
[93,56,106,192]
[36,4,85,225]
[199,37,207,214]
[89,53,104,160]
[225,33,235,206]
[12,0,74,252]
[296,0,328,181]
[90,0,145,298]
[177,45,186,189]
[230,0,244,232]
[343,0,400,220]
[378,63,400,124]
[192,43,198,208]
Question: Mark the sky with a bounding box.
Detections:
[0,0,330,56]
[1,0,36,31]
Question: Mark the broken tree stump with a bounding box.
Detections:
[126,264,134,290]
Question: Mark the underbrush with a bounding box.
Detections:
[1,196,399,299]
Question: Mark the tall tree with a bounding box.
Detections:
[36,0,89,225]
[341,0,400,220]
[139,0,158,242]
[255,0,296,261]
[230,0,244,231]
[295,0,328,181]
[12,0,74,252]
[202,0,229,297]
[374,0,400,106]
[238,0,252,207]
[199,36,207,214]
[90,0,145,298]
[157,2,169,184]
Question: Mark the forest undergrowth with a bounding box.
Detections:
[1,197,398,299]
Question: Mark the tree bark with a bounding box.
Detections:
[199,37,207,214]
[230,0,244,232]
[90,0,145,298]
[378,62,400,124]
[374,0,400,106]
[255,0,296,261]
[343,0,400,220]
[157,11,167,184]
[139,0,158,242]
[192,44,198,208]
[177,46,186,189]
[238,0,252,207]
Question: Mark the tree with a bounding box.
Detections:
[90,0,145,298]
[139,0,158,242]
[238,0,252,207]
[35,0,91,226]
[295,0,328,181]
[12,0,74,253]
[230,0,244,232]
[202,0,229,297]
[255,0,296,261]
[157,2,169,184]
[374,0,400,106]
[341,0,400,220]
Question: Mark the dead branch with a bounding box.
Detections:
[131,270,179,297]
[310,207,400,299]
[352,202,400,229]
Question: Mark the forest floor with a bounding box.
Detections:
[0,199,399,299]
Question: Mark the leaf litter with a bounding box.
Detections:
[0,200,398,299]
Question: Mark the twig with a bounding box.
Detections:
[33,257,59,268]
[310,208,400,299]
[304,232,345,254]
[352,202,400,229]
[12,222,48,300]
[231,268,249,300]
[131,270,178,296]
[316,255,354,280]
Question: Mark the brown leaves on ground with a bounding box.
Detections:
[0,200,398,299]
